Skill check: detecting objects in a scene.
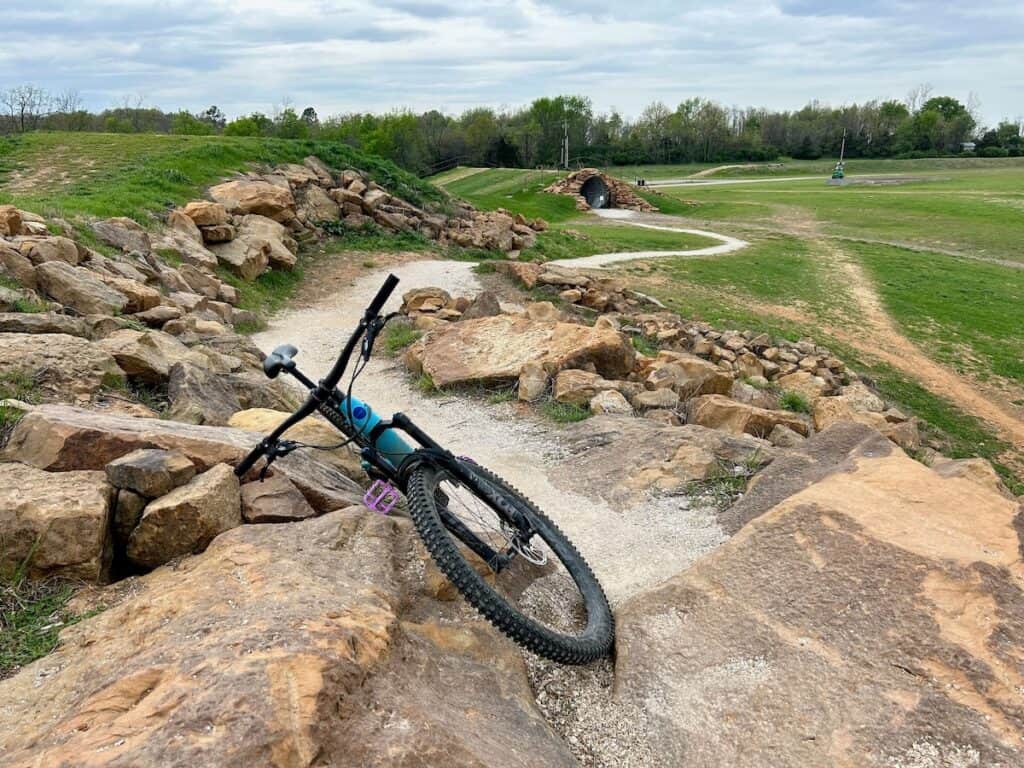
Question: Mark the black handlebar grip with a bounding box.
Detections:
[365,274,400,318]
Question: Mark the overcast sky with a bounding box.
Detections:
[3,1,1022,125]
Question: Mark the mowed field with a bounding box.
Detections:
[445,160,1024,490]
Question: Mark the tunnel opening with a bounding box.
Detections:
[580,175,610,209]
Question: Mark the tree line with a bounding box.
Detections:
[2,85,1021,175]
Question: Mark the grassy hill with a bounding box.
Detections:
[0,132,445,226]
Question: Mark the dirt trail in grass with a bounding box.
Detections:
[769,208,1024,449]
[431,166,488,186]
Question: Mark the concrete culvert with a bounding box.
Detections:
[580,175,610,209]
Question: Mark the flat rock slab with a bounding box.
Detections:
[556,415,774,509]
[614,423,1024,767]
[241,474,316,523]
[0,462,112,582]
[0,508,574,767]
[408,313,635,387]
[2,405,363,514]
[0,332,125,401]
[105,448,196,498]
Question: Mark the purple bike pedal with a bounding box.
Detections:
[363,479,401,515]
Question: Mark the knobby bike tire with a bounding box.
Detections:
[406,456,614,665]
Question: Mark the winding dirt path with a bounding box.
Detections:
[555,209,749,268]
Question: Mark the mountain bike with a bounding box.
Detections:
[235,274,614,664]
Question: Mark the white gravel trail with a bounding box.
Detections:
[554,208,748,269]
[253,259,725,605]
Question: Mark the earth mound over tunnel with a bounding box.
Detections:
[545,168,656,213]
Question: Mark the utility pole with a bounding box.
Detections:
[562,120,569,169]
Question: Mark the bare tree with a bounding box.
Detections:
[905,83,933,113]
[1,85,52,132]
[966,91,983,128]
[50,89,84,130]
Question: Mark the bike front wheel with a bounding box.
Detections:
[406,456,613,665]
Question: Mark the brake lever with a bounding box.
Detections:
[362,313,396,362]
[258,439,301,481]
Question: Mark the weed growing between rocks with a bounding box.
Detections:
[630,334,660,357]
[540,400,591,424]
[686,453,764,509]
[382,320,422,355]
[0,370,40,440]
[779,390,811,414]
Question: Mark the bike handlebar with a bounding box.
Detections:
[234,274,401,479]
[365,273,400,320]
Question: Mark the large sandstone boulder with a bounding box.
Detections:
[0,204,23,236]
[17,235,81,266]
[167,361,243,426]
[208,179,296,222]
[614,423,1024,766]
[0,242,38,289]
[407,314,636,388]
[210,234,270,281]
[238,214,297,269]
[96,328,195,383]
[34,261,129,315]
[182,200,229,227]
[0,332,125,400]
[91,217,151,253]
[555,415,774,508]
[644,351,734,399]
[0,312,90,337]
[0,509,574,767]
[1,405,362,513]
[552,369,618,405]
[296,183,341,222]
[98,275,161,313]
[227,408,362,480]
[0,463,113,581]
[688,394,810,438]
[126,463,241,568]
[153,230,219,270]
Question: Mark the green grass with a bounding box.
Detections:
[0,574,79,679]
[445,168,575,223]
[0,132,446,230]
[540,400,591,423]
[631,335,660,357]
[654,168,1024,264]
[216,263,306,330]
[607,156,1024,181]
[850,242,1024,385]
[779,391,811,414]
[382,321,422,355]
[647,234,842,318]
[0,370,41,437]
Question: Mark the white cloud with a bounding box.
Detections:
[0,0,1021,123]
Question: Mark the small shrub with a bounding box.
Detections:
[779,390,811,414]
[540,400,591,423]
[12,297,47,314]
[473,262,497,275]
